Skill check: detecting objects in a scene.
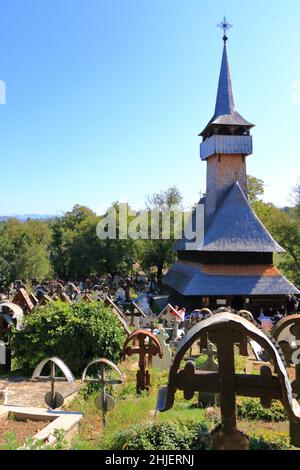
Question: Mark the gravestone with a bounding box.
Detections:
[152,325,172,371]
[0,341,6,365]
[158,304,183,328]
[80,292,93,303]
[197,342,220,407]
[104,297,131,335]
[12,288,34,313]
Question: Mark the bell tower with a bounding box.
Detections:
[163,16,299,314]
[200,18,254,224]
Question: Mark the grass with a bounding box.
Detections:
[1,350,293,450]
[68,354,293,450]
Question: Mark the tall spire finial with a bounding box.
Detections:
[217,16,233,42]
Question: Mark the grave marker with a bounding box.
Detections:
[31,357,74,409]
[82,358,124,426]
[157,313,300,450]
[122,329,162,393]
[0,341,6,365]
[153,325,172,371]
[273,314,300,447]
[12,288,34,313]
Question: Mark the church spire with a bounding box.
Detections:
[214,41,235,118]
[200,17,254,139]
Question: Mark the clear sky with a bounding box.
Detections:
[0,0,299,215]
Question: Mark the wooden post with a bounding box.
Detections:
[212,325,249,450]
[216,326,236,434]
[290,322,300,447]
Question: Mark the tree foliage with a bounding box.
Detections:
[49,204,136,279]
[249,177,300,286]
[247,175,265,204]
[139,186,183,280]
[0,180,299,287]
[0,218,52,284]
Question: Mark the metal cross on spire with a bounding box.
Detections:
[217,16,233,42]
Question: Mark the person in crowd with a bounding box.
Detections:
[177,307,186,322]
[287,295,299,314]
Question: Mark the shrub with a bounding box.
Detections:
[249,434,290,450]
[11,301,126,376]
[237,398,286,422]
[107,421,210,450]
[0,429,69,450]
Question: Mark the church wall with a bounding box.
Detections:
[205,153,248,221]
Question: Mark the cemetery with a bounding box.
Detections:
[0,279,299,450]
[0,7,299,455]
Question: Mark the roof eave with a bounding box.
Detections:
[199,119,255,137]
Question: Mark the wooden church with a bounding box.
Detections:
[163,18,299,315]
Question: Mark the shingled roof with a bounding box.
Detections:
[203,182,285,252]
[175,182,285,253]
[200,42,254,136]
[163,260,299,296]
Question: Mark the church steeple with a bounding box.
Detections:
[199,17,255,221]
[163,16,299,315]
[214,41,235,118]
[200,17,254,159]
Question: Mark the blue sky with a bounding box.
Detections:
[0,0,299,215]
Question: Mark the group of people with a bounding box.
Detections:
[169,298,300,332]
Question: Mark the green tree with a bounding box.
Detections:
[247,175,265,204]
[293,182,300,219]
[245,176,300,286]
[49,204,136,279]
[49,205,99,279]
[0,218,52,284]
[139,187,183,282]
[253,201,300,286]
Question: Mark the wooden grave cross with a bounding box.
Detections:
[273,315,300,447]
[122,329,162,393]
[157,313,300,450]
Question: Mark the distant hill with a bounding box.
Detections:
[0,214,56,222]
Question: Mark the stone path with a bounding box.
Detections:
[0,376,81,407]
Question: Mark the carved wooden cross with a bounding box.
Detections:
[273,315,300,447]
[157,313,300,450]
[122,329,162,393]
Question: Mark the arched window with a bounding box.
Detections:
[217,126,231,135]
[203,130,213,141]
[234,127,249,136]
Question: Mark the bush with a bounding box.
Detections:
[249,434,290,450]
[107,421,210,450]
[11,301,126,376]
[237,398,286,422]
